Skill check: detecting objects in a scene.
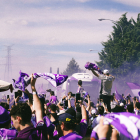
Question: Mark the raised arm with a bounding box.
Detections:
[89,68,99,77]
[80,102,87,121]
[86,95,91,112]
[30,74,43,123]
[97,117,112,140]
[68,94,71,108]
[23,88,33,106]
[57,97,64,110]
[15,96,19,105]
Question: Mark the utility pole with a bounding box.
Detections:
[4,44,14,81]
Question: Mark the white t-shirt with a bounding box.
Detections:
[98,74,115,95]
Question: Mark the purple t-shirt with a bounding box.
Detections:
[77,86,84,94]
[76,119,88,137]
[49,96,58,104]
[13,122,48,140]
[59,132,82,140]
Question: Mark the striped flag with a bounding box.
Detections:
[126,82,140,97]
[115,87,123,100]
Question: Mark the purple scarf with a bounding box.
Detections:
[84,62,102,74]
[115,87,123,100]
[13,71,68,91]
[104,112,140,140]
[91,112,140,140]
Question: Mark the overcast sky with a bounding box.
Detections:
[0,0,139,85]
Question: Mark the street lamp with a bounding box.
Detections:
[98,18,123,38]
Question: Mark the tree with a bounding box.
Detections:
[96,13,140,92]
[62,58,85,76]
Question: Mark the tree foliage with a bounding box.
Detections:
[62,58,85,76]
[96,13,140,92]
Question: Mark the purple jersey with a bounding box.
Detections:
[75,119,87,137]
[13,122,48,140]
[77,86,84,94]
[49,96,58,104]
[59,132,82,140]
[79,119,88,137]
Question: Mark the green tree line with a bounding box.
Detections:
[97,13,140,92]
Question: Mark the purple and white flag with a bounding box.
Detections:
[115,87,123,100]
[13,71,68,91]
[104,112,140,140]
[127,82,140,97]
[91,112,140,140]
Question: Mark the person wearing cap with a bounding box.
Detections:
[88,68,115,112]
[57,113,82,140]
[0,106,17,139]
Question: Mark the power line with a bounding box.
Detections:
[4,44,14,81]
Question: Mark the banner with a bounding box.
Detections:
[13,71,68,91]
[127,82,140,97]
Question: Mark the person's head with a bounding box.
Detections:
[127,97,131,104]
[57,113,76,137]
[66,108,76,119]
[103,69,109,76]
[50,104,57,112]
[136,102,140,109]
[0,106,11,129]
[68,92,72,96]
[122,94,125,98]
[98,106,104,115]
[50,91,54,96]
[110,96,114,102]
[17,90,22,97]
[126,104,133,113]
[78,80,82,86]
[10,103,32,131]
[90,102,94,108]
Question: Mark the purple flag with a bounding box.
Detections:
[104,112,140,140]
[91,112,140,140]
[85,62,102,74]
[127,82,140,97]
[13,71,68,91]
[115,87,123,100]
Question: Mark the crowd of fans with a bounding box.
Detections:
[0,73,140,140]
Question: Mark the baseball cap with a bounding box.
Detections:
[58,113,75,122]
[103,69,109,74]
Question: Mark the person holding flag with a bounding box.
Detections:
[88,68,115,112]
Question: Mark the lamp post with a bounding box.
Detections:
[98,18,123,38]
